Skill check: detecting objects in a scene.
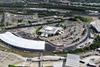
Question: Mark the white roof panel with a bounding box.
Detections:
[91,20,100,32]
[0,32,45,50]
[66,54,80,67]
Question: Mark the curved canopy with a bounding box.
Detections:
[0,32,45,50]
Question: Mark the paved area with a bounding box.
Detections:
[0,51,25,67]
[14,55,64,67]
[79,51,100,67]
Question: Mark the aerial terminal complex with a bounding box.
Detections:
[0,12,91,51]
[0,0,100,67]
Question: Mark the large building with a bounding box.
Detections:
[39,26,64,37]
[0,32,45,51]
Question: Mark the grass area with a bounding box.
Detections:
[8,65,18,67]
[75,16,93,23]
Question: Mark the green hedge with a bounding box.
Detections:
[8,65,18,67]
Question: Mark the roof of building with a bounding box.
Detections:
[0,32,45,50]
[66,54,80,67]
[40,26,63,34]
[90,20,100,33]
[5,13,35,20]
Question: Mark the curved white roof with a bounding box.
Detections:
[0,32,45,50]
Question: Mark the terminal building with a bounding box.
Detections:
[0,32,45,51]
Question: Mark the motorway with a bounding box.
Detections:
[0,2,100,13]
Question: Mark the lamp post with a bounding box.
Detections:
[38,52,43,67]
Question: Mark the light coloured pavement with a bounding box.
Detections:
[0,51,25,67]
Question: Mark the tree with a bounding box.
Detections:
[8,65,18,67]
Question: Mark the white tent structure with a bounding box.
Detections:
[40,26,64,37]
[66,54,80,67]
[0,32,45,50]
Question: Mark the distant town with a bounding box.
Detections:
[0,0,100,67]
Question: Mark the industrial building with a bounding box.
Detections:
[39,26,64,37]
